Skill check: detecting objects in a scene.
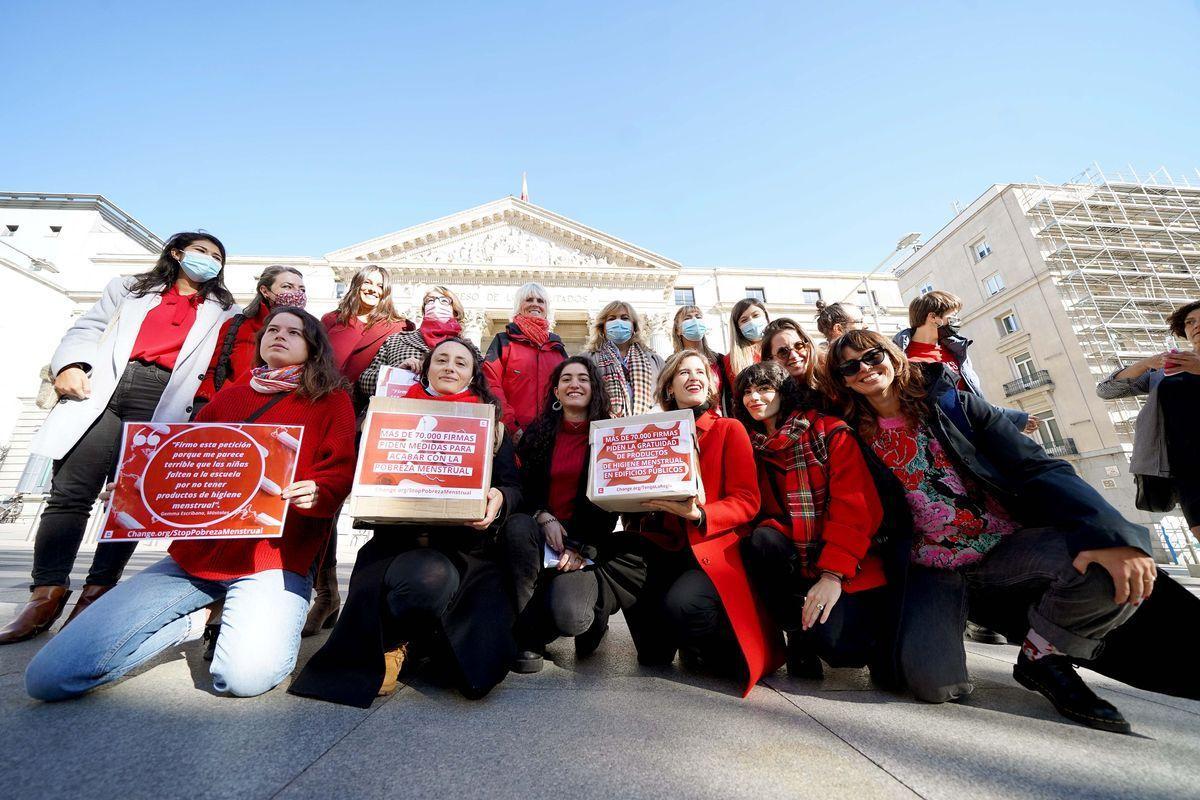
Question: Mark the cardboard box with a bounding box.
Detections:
[351,396,495,525]
[586,409,704,513]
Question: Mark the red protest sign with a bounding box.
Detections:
[587,410,702,512]
[355,407,490,500]
[99,422,302,541]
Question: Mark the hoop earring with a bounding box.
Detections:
[552,400,563,411]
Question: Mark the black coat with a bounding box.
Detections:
[289,438,523,708]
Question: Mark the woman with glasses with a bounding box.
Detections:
[358,286,467,400]
[823,329,1157,733]
[760,318,819,392]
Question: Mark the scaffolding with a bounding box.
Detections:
[1017,165,1200,442]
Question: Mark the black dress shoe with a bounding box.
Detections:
[785,633,824,680]
[574,622,608,659]
[1013,652,1130,734]
[512,649,544,674]
[965,621,1007,645]
[202,622,221,662]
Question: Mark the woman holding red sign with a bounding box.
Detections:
[626,351,783,696]
[502,356,647,673]
[26,308,357,700]
[291,336,523,708]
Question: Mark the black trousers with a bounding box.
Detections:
[31,361,169,588]
[501,513,618,646]
[382,548,462,626]
[740,526,884,668]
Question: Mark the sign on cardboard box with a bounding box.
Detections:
[98,422,302,541]
[586,410,702,513]
[351,396,495,525]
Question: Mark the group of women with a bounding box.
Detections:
[7,230,1199,737]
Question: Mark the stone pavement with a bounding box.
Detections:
[1,544,1197,800]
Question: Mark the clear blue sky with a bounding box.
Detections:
[4,1,1198,270]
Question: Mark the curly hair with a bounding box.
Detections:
[1167,300,1200,338]
[517,356,610,467]
[418,337,503,418]
[731,361,811,433]
[655,350,719,410]
[822,329,927,438]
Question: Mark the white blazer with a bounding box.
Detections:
[29,276,241,460]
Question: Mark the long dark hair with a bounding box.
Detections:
[518,356,610,464]
[243,265,304,318]
[732,361,809,434]
[333,265,406,329]
[418,336,502,417]
[822,329,927,438]
[128,231,235,309]
[253,307,348,400]
[728,297,770,376]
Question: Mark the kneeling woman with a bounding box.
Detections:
[627,351,783,696]
[26,308,357,700]
[734,362,888,679]
[291,337,521,707]
[502,357,646,672]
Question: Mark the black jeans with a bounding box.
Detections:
[898,526,1139,703]
[383,549,462,625]
[501,513,616,646]
[31,361,170,588]
[741,526,884,668]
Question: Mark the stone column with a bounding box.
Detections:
[646,311,673,357]
[462,310,489,350]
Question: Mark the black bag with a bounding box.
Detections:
[1134,474,1178,513]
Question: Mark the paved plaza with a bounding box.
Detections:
[1,542,1197,800]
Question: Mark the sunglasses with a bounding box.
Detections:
[773,341,810,361]
[835,347,887,378]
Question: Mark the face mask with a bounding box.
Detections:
[270,289,307,309]
[605,319,633,344]
[424,302,454,323]
[739,317,767,341]
[179,251,221,283]
[681,318,708,342]
[939,316,962,337]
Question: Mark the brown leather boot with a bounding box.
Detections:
[60,584,115,628]
[378,643,409,696]
[301,567,341,637]
[0,586,72,644]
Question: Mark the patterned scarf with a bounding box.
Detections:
[594,341,656,418]
[249,364,304,394]
[512,314,550,347]
[750,408,847,575]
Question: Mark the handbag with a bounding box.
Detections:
[1134,474,1179,513]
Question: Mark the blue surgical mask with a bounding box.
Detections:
[681,318,708,342]
[179,251,222,283]
[740,317,767,341]
[605,319,633,344]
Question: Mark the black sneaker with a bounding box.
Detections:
[965,621,1007,645]
[202,622,221,662]
[785,633,824,680]
[1013,652,1131,734]
[512,649,544,674]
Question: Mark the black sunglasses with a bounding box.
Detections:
[835,347,887,378]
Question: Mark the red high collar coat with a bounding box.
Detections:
[482,322,567,435]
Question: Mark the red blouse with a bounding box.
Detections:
[547,419,588,522]
[128,286,204,370]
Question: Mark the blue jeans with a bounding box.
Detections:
[25,555,311,700]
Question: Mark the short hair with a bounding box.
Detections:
[1167,300,1200,338]
[421,285,466,322]
[513,282,553,324]
[655,350,719,410]
[908,290,962,329]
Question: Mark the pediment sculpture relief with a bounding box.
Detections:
[397,224,620,267]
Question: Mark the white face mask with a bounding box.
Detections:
[424,300,454,323]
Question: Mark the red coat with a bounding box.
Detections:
[482,323,567,435]
[648,409,785,696]
[196,303,270,401]
[320,311,412,387]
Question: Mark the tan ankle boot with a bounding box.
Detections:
[0,586,72,644]
[302,567,341,637]
[61,584,115,628]
[379,643,409,696]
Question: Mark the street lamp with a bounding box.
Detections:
[843,232,923,330]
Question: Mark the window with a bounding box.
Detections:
[1,224,17,236]
[917,281,934,295]
[995,311,1020,336]
[674,287,696,306]
[856,288,879,307]
[745,287,766,302]
[1012,352,1036,381]
[984,272,1005,296]
[1036,411,1064,446]
[801,288,821,305]
[971,237,992,262]
[48,225,62,237]
[335,281,348,299]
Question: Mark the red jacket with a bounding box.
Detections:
[483,323,567,435]
[196,303,271,401]
[320,312,412,387]
[169,385,357,581]
[645,409,785,697]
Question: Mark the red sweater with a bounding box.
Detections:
[169,385,357,580]
[547,419,588,522]
[196,303,270,401]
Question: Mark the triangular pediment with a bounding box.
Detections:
[325,197,680,272]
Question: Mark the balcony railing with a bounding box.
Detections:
[1042,438,1078,457]
[1003,370,1054,397]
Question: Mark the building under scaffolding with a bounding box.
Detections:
[894,165,1200,566]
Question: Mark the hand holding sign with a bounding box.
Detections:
[642,495,702,521]
[282,480,319,510]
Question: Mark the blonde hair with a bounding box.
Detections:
[671,305,718,361]
[655,350,719,410]
[421,285,465,322]
[512,282,553,325]
[586,300,651,352]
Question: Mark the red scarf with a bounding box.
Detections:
[512,314,550,347]
[249,364,304,394]
[404,381,479,404]
[419,317,463,349]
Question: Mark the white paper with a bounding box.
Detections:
[375,365,419,397]
[543,542,594,569]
